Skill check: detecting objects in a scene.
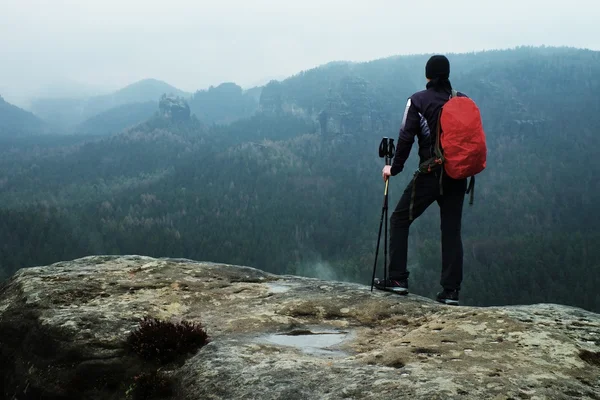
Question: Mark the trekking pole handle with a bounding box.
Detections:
[380,137,395,165]
[379,137,389,158]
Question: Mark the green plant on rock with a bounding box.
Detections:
[126,316,210,363]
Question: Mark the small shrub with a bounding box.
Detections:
[126,317,210,363]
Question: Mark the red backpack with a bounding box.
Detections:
[436,90,487,202]
[409,90,486,220]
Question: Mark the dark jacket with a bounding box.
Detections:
[390,81,467,176]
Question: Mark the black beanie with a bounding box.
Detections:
[425,55,450,79]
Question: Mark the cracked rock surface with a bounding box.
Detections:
[1,255,599,399]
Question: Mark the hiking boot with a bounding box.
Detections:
[373,278,409,295]
[436,289,459,306]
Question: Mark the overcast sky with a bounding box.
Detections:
[1,0,598,104]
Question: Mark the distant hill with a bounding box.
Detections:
[75,101,158,136]
[86,79,189,113]
[188,82,260,124]
[29,79,190,130]
[28,79,261,131]
[0,95,48,137]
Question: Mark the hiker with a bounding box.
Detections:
[374,55,479,306]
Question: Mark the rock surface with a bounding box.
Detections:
[1,255,599,399]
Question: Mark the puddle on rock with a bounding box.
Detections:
[266,283,292,294]
[258,327,352,357]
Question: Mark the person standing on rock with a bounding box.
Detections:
[373,55,472,306]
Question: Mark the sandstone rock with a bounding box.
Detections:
[1,255,599,399]
[159,94,190,122]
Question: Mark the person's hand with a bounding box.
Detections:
[382,165,392,181]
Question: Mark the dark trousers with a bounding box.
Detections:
[388,170,467,291]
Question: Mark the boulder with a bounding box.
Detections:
[1,255,599,399]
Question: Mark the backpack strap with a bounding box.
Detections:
[466,176,475,205]
[409,172,418,221]
[435,89,457,159]
[439,168,444,196]
[434,105,446,196]
[434,110,444,161]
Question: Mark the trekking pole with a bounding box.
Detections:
[370,180,387,292]
[370,137,395,292]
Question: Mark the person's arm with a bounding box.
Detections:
[390,97,420,176]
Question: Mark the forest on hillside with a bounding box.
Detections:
[1,46,599,312]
